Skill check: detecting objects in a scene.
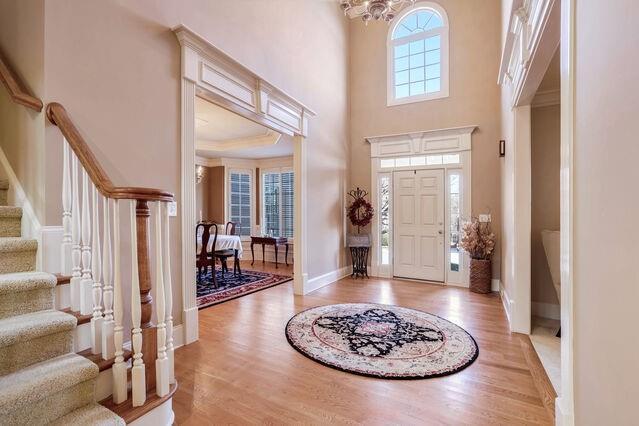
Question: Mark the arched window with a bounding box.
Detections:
[387,3,449,106]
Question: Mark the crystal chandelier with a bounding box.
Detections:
[340,0,416,24]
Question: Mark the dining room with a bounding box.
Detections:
[193,97,295,309]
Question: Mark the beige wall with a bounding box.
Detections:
[573,1,639,423]
[0,0,49,226]
[530,104,560,306]
[349,0,502,277]
[1,0,349,325]
[195,165,224,223]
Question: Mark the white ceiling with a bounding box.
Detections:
[195,97,292,159]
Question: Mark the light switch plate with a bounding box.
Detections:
[479,214,491,223]
[168,201,178,217]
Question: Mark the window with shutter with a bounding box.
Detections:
[261,169,294,238]
[229,170,252,236]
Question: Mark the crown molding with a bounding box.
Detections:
[173,25,315,137]
[196,130,281,153]
[532,89,560,107]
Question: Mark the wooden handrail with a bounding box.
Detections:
[0,52,43,112]
[46,102,174,202]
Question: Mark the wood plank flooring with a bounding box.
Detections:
[173,264,552,425]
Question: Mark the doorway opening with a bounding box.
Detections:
[367,126,475,287]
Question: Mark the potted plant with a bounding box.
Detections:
[459,217,496,294]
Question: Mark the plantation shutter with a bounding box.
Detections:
[229,171,251,236]
[281,171,294,238]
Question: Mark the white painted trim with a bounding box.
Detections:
[532,301,560,320]
[491,278,500,293]
[196,130,281,154]
[558,0,575,423]
[172,324,185,349]
[386,2,450,106]
[175,27,314,344]
[366,125,477,156]
[499,280,514,329]
[306,266,350,294]
[129,397,174,426]
[40,226,63,274]
[532,89,560,107]
[0,144,42,240]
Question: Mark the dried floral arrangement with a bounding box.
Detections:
[459,217,496,260]
[347,187,374,234]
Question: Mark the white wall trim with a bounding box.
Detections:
[40,226,63,274]
[532,301,560,320]
[175,25,316,345]
[499,280,514,329]
[532,89,560,107]
[491,278,500,293]
[306,266,350,294]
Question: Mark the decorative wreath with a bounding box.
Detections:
[348,189,374,230]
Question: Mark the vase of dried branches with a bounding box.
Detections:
[459,217,496,294]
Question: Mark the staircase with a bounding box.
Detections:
[0,179,125,425]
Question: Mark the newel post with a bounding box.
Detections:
[135,199,157,392]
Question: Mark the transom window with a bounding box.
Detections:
[388,3,449,106]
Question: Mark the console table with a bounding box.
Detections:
[250,236,289,268]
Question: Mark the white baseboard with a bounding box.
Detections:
[500,281,514,330]
[0,144,41,240]
[555,396,574,426]
[306,266,350,294]
[491,279,500,292]
[183,307,199,345]
[532,301,561,320]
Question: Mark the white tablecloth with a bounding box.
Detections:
[197,234,243,259]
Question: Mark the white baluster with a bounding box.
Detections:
[112,199,127,404]
[61,141,73,275]
[155,202,169,397]
[163,202,175,384]
[80,169,93,315]
[102,197,115,360]
[90,184,103,354]
[70,153,82,311]
[130,201,146,407]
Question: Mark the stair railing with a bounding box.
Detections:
[47,102,175,406]
[0,52,43,111]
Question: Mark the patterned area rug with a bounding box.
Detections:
[197,268,292,309]
[285,303,478,379]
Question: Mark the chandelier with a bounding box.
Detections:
[340,0,416,24]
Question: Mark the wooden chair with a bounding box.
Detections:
[214,222,241,278]
[196,222,218,287]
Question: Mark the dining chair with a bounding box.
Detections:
[196,222,217,288]
[213,226,241,278]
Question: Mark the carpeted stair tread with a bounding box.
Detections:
[50,402,125,426]
[0,237,38,274]
[0,206,21,217]
[0,353,98,421]
[0,271,56,293]
[0,180,8,206]
[0,206,22,237]
[0,179,8,190]
[0,272,57,319]
[0,309,76,348]
[0,236,37,252]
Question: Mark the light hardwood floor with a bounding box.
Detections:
[174,263,552,425]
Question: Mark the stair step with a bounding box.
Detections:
[56,273,72,285]
[50,402,125,426]
[0,179,7,206]
[101,382,179,425]
[0,353,98,425]
[0,237,38,274]
[0,206,21,237]
[0,271,56,319]
[0,310,76,375]
[62,307,92,325]
[78,348,133,372]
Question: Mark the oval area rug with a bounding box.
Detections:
[285,303,478,379]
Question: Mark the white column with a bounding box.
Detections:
[130,201,146,407]
[155,202,169,397]
[293,134,308,295]
[70,153,82,311]
[90,184,103,354]
[111,199,127,404]
[80,169,93,315]
[163,202,175,384]
[61,141,73,275]
[101,197,115,360]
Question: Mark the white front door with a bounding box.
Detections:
[393,169,445,282]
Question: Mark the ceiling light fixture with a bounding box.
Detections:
[340,0,416,24]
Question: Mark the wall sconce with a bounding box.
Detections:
[195,165,205,184]
[499,140,505,157]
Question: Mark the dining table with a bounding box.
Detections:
[196,229,244,259]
